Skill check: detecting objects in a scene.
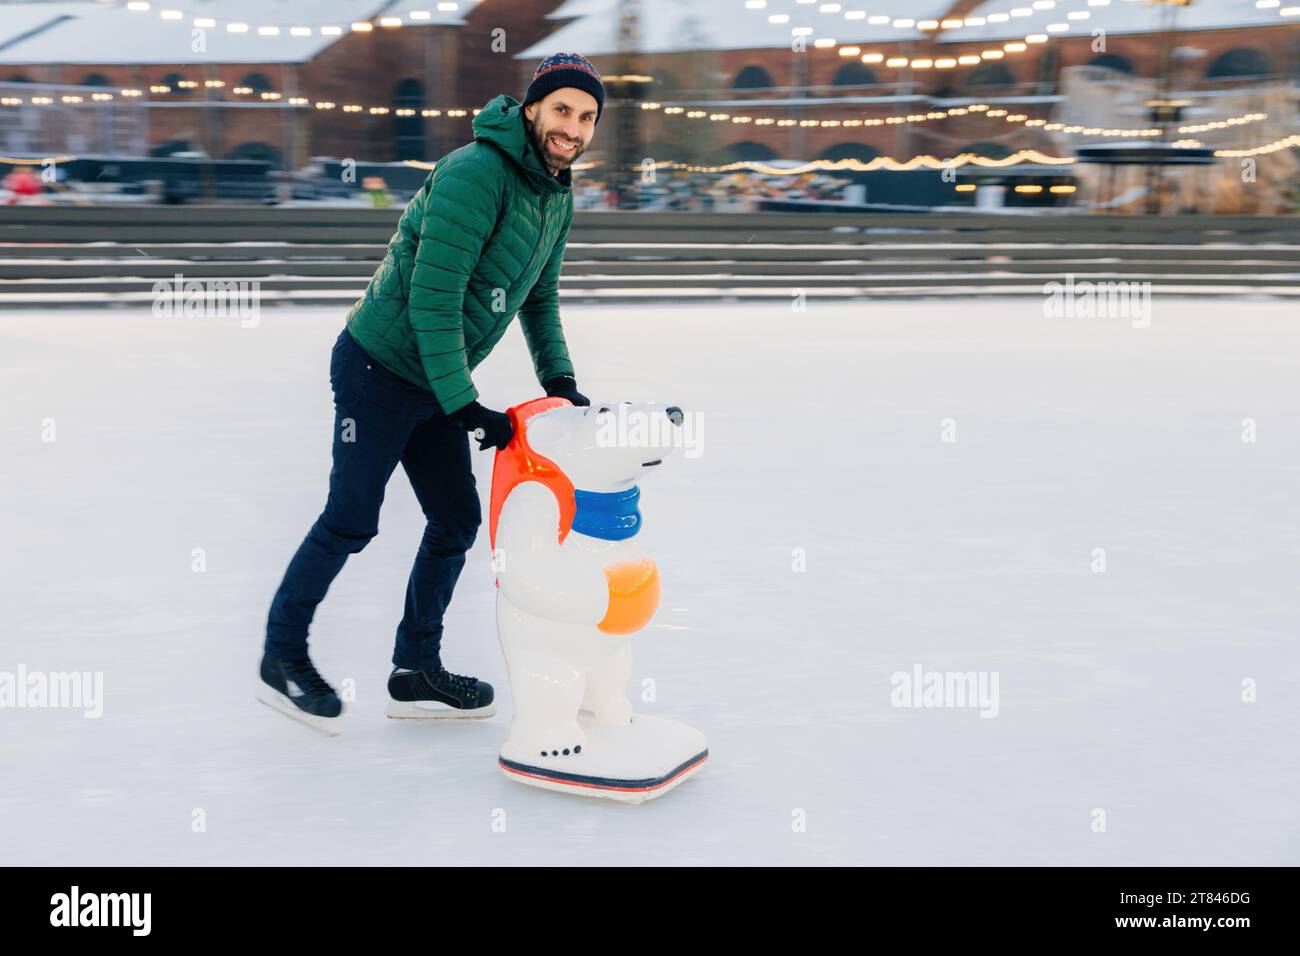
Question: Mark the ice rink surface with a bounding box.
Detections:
[1,298,1297,865]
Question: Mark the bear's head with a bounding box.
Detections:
[525,400,683,489]
[489,398,685,549]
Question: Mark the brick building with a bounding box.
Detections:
[0,0,1295,168]
[0,0,569,165]
[522,0,1299,166]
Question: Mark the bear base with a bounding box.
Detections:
[498,714,707,804]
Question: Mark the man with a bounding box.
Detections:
[258,54,605,733]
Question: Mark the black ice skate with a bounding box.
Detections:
[256,653,344,735]
[386,666,496,720]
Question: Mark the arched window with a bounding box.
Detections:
[150,139,194,157]
[726,140,778,162]
[161,72,190,95]
[819,142,882,163]
[964,62,1016,89]
[5,74,32,84]
[731,65,774,90]
[639,140,689,164]
[1205,48,1271,79]
[1037,47,1060,92]
[963,141,1013,160]
[80,73,110,88]
[240,72,275,95]
[393,78,424,161]
[1087,53,1134,75]
[227,142,281,167]
[831,62,878,87]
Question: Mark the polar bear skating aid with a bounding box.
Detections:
[489,397,707,803]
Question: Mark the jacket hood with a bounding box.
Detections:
[473,94,572,195]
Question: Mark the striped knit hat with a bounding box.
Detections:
[522,53,606,124]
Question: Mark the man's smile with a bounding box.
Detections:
[547,134,579,155]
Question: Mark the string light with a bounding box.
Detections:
[3,133,1288,174]
[1177,112,1268,134]
[744,0,1094,67]
[0,153,76,164]
[1215,134,1300,157]
[645,149,1078,174]
[106,0,470,35]
[626,101,1267,138]
[750,0,1089,37]
[0,84,1271,145]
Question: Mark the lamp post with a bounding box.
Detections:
[1144,0,1193,213]
[605,0,647,209]
[603,73,650,209]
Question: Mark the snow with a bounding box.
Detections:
[518,0,955,57]
[0,1,471,66]
[1,298,1297,864]
[942,0,1286,44]
[520,0,1279,59]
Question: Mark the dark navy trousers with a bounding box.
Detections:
[265,327,481,670]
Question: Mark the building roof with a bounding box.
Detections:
[520,0,1292,59]
[938,0,1286,44]
[0,0,474,66]
[519,0,961,57]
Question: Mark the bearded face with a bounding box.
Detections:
[526,90,598,174]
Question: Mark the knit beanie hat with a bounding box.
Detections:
[522,53,606,124]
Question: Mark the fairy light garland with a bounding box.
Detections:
[0,88,1270,144]
[745,0,1094,39]
[595,132,1300,174]
[635,104,1268,138]
[653,148,1078,173]
[1214,134,1300,158]
[744,0,1100,70]
[1253,1,1300,18]
[0,153,76,165]
[9,137,1296,176]
[117,1,476,35]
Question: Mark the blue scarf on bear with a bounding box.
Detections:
[572,486,641,541]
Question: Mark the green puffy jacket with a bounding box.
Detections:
[345,94,576,416]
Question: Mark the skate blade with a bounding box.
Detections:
[256,683,342,736]
[498,750,708,805]
[385,699,497,720]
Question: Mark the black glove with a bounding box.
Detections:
[543,375,590,407]
[450,400,514,451]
